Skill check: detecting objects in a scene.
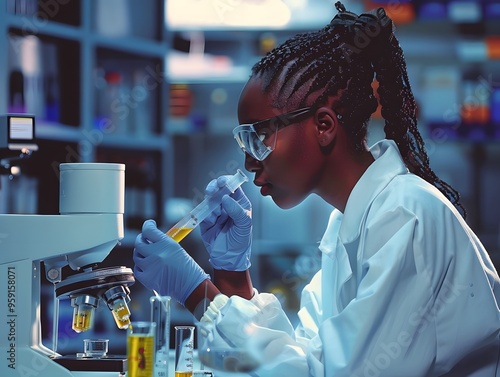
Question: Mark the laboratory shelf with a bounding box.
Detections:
[98,133,170,151]
[5,13,82,41]
[35,126,170,152]
[167,71,250,84]
[90,34,167,58]
[168,26,323,37]
[36,122,83,142]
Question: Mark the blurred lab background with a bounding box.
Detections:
[1,0,500,354]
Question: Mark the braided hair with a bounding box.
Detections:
[251,2,466,218]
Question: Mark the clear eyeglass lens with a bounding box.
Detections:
[233,125,275,161]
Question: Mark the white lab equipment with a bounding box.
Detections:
[197,295,264,374]
[0,161,133,377]
[198,332,262,373]
[166,169,248,242]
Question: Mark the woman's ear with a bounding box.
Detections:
[314,107,339,147]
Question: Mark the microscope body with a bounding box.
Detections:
[0,163,131,377]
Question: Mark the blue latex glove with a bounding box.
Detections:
[200,175,252,271]
[133,219,209,305]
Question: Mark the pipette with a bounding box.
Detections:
[166,169,248,242]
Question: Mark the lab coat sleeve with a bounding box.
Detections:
[203,292,310,376]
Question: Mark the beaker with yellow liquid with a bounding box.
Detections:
[128,322,156,377]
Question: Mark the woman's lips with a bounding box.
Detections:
[260,184,272,196]
[255,180,271,196]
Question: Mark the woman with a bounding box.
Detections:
[133,3,500,375]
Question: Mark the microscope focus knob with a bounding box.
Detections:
[47,267,61,282]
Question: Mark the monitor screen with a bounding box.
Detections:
[9,116,34,140]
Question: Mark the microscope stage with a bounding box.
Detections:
[52,354,127,372]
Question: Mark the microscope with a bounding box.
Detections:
[0,115,134,376]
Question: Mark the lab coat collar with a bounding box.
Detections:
[320,139,409,255]
[340,139,408,242]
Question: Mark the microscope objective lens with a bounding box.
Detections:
[72,308,94,333]
[71,296,98,333]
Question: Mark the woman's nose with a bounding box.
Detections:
[244,153,262,172]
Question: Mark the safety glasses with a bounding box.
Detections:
[232,106,316,161]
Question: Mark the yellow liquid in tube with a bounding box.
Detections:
[72,310,92,333]
[166,227,194,242]
[175,372,193,377]
[111,303,131,329]
[128,335,155,377]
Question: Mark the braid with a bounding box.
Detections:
[369,14,467,218]
[251,2,466,218]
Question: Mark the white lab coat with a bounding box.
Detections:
[204,139,500,376]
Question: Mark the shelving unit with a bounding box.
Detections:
[0,0,177,356]
[1,0,172,241]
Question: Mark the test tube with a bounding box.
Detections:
[174,326,195,377]
[71,295,98,333]
[150,295,171,377]
[166,169,248,242]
